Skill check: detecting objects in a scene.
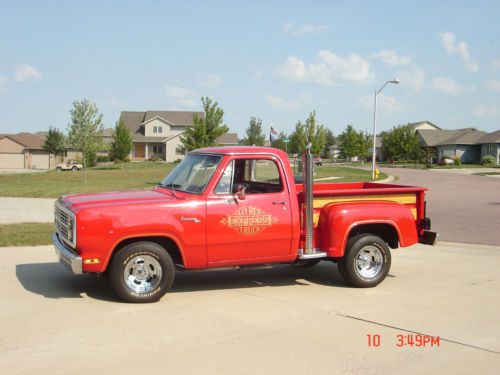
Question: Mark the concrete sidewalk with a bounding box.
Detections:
[0,197,55,223]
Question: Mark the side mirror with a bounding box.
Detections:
[235,184,247,200]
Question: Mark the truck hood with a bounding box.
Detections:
[62,189,177,211]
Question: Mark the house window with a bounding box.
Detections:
[153,126,158,133]
[153,145,163,154]
[158,126,163,133]
[176,146,184,155]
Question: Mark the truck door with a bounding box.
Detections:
[206,157,293,263]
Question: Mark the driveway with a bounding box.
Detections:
[2,242,499,374]
[379,167,500,246]
[0,197,55,223]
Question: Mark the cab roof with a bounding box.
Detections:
[192,146,289,158]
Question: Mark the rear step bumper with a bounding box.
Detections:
[419,231,438,246]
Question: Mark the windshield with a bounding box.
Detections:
[160,154,222,194]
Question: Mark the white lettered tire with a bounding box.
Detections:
[337,234,391,288]
[109,241,175,303]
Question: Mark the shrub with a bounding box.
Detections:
[97,155,110,162]
[148,157,163,162]
[452,156,461,166]
[173,158,183,164]
[482,155,497,166]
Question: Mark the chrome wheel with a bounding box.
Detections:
[354,245,384,279]
[123,255,163,294]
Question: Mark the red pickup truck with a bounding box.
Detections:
[53,146,436,303]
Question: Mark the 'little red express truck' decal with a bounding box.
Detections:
[220,206,279,236]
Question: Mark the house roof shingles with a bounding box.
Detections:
[478,130,500,144]
[216,133,239,145]
[418,128,486,147]
[119,111,203,140]
[0,132,45,150]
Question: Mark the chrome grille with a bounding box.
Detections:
[54,201,76,248]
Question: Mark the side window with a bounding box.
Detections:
[253,160,281,185]
[215,160,234,194]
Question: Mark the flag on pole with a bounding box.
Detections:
[270,126,278,145]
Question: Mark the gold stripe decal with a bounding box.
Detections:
[313,194,416,209]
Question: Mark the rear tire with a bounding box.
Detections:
[337,234,391,288]
[109,241,175,303]
[72,166,78,171]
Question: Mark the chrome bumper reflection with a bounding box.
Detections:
[53,232,82,274]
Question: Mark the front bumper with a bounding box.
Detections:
[53,233,83,274]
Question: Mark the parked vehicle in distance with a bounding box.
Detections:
[314,156,322,166]
[56,160,83,171]
[53,146,436,303]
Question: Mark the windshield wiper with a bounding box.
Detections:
[156,183,181,198]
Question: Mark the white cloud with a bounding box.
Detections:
[432,76,463,95]
[438,32,478,73]
[472,105,499,118]
[276,50,372,85]
[265,92,312,111]
[492,58,500,71]
[487,80,500,92]
[198,74,222,87]
[165,85,197,107]
[282,22,328,36]
[397,69,425,92]
[14,63,42,81]
[371,50,411,66]
[360,93,403,112]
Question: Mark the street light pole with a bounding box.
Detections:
[371,79,400,179]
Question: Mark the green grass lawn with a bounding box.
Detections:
[0,223,54,247]
[0,162,386,198]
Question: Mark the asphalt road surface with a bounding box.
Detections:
[381,167,500,246]
[2,242,500,374]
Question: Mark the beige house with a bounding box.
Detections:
[0,133,52,169]
[119,110,204,162]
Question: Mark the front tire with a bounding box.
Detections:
[109,241,175,303]
[337,234,391,288]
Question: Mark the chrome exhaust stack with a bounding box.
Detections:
[299,143,327,259]
[303,143,314,254]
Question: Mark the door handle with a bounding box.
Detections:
[181,216,201,223]
[272,201,287,205]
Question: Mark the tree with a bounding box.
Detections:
[42,127,66,169]
[380,124,421,162]
[242,117,265,146]
[357,131,373,164]
[67,99,104,183]
[305,111,327,156]
[272,131,289,152]
[337,124,360,160]
[180,97,229,152]
[322,129,336,158]
[289,121,307,155]
[110,120,132,162]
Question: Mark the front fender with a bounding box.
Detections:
[318,201,418,257]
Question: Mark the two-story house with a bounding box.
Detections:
[119,110,203,162]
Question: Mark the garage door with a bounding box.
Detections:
[0,153,25,169]
[31,152,50,170]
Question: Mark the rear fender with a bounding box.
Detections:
[318,201,418,257]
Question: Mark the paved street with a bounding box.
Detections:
[0,197,55,223]
[379,167,500,246]
[1,242,499,374]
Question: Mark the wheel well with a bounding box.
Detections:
[348,223,399,248]
[111,236,184,267]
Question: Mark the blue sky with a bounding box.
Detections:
[1,0,499,137]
